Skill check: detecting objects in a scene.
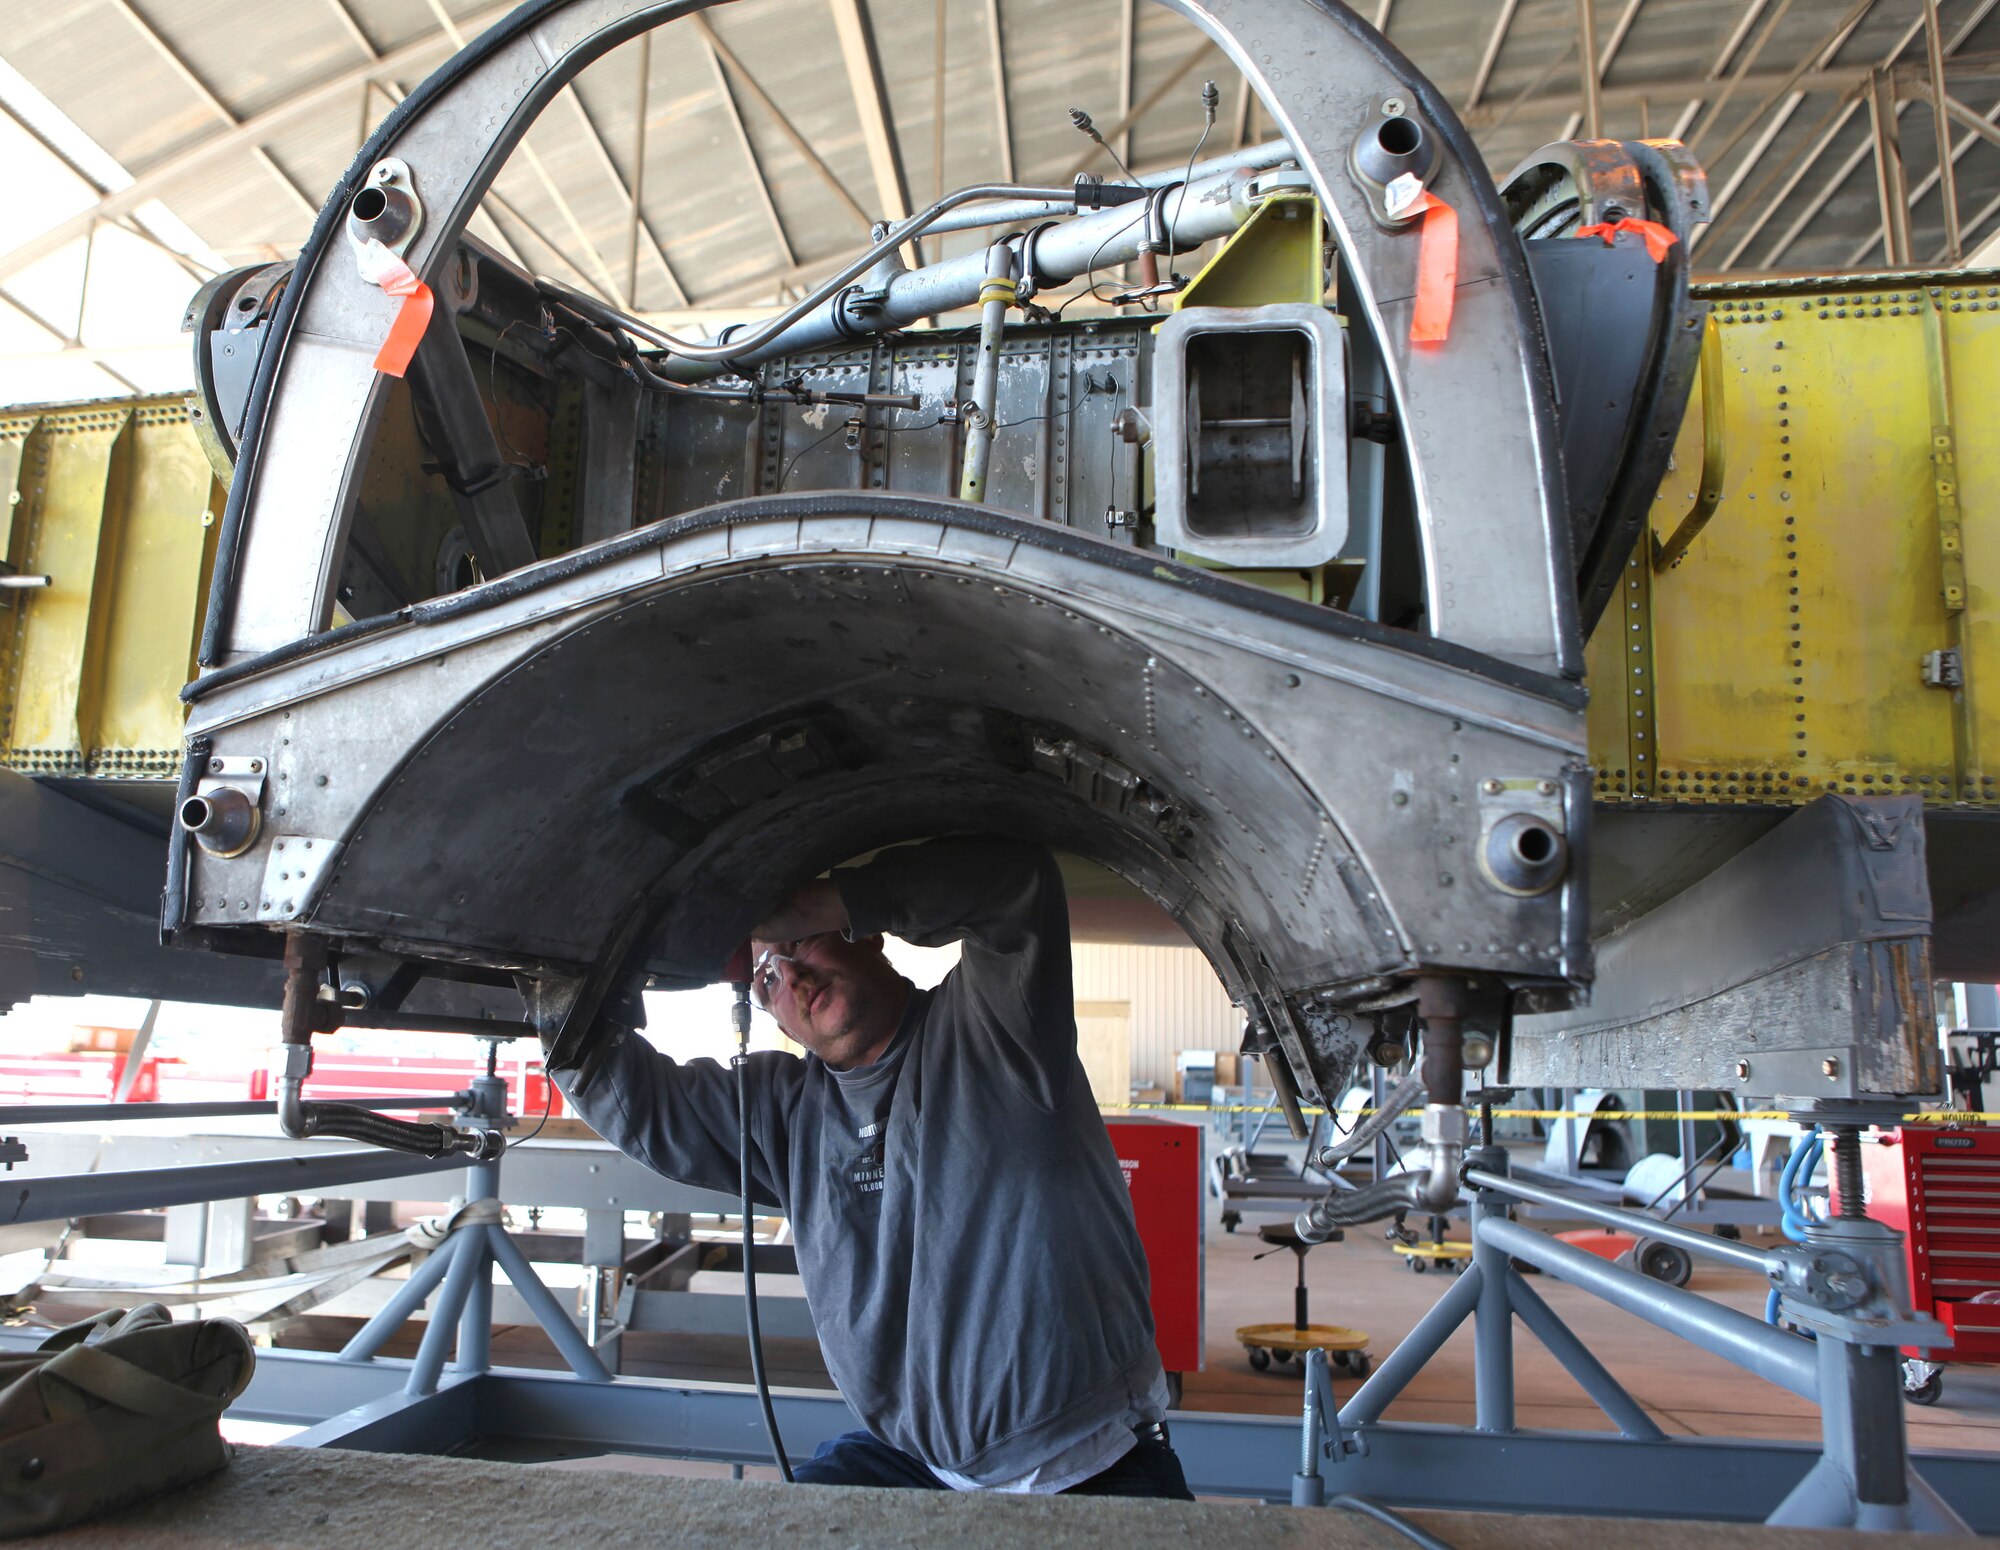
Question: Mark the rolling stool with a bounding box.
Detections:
[1235,1222,1371,1377]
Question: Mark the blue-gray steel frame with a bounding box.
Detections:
[21,1101,2000,1526]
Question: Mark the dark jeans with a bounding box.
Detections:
[793,1428,1195,1500]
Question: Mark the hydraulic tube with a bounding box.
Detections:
[656,166,1253,383]
[958,242,1017,504]
[1297,978,1468,1239]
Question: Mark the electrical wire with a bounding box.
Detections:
[507,1065,557,1151]
[1327,1494,1457,1550]
[736,1040,793,1480]
[1164,83,1219,284]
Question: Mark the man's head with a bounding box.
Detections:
[750,929,910,1070]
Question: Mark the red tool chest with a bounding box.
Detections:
[1862,1127,2000,1363]
[1104,1115,1204,1379]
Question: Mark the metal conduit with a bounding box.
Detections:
[9,1148,460,1224]
[1463,1166,1774,1275]
[0,1097,469,1126]
[1476,1216,1818,1402]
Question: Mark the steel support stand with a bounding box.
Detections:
[334,1063,611,1395]
[1470,1166,1514,1432]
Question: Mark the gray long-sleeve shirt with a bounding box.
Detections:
[553,838,1163,1483]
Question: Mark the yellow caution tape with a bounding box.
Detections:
[978,276,1019,306]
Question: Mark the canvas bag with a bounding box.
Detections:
[0,1302,254,1537]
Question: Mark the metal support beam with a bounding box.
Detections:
[699,30,796,271]
[626,32,651,302]
[1577,0,1603,140]
[829,0,921,265]
[1926,0,1964,262]
[1064,35,1218,178]
[988,0,1016,185]
[1116,0,1138,165]
[1869,66,1914,265]
[1689,0,1794,154]
[1761,0,1996,267]
[693,14,871,234]
[1468,0,1520,112]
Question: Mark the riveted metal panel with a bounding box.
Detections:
[1589,273,2000,814]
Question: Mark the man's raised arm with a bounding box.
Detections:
[832,837,1077,1105]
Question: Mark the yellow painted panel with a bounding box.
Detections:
[2,405,130,772]
[91,402,215,775]
[1590,277,2000,810]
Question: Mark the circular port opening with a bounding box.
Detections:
[1513,824,1557,866]
[351,186,388,223]
[178,795,212,832]
[1376,115,1423,157]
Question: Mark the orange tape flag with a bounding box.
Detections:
[1574,217,1679,264]
[1386,175,1458,347]
[354,237,434,378]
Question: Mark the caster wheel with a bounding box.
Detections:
[1223,1215,1239,1234]
[1906,1373,1944,1406]
[1349,1352,1371,1379]
[1247,1346,1271,1372]
[1447,1257,1465,1274]
[1273,1346,1294,1364]
[1409,1255,1428,1273]
[1635,1239,1693,1288]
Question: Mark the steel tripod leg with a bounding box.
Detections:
[339,1231,456,1362]
[406,1226,485,1396]
[1472,1194,1514,1432]
[1339,1260,1482,1428]
[487,1221,613,1382]
[454,1223,495,1373]
[1505,1269,1665,1440]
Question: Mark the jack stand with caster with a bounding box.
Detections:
[334,1043,613,1395]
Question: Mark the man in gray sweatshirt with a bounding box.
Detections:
[549,836,1190,1497]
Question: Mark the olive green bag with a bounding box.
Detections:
[0,1302,254,1537]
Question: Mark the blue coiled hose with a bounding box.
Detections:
[1766,1127,1824,1324]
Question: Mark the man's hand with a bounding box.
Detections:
[750,879,850,947]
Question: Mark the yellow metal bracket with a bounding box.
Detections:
[1173,191,1324,310]
[1652,313,1726,572]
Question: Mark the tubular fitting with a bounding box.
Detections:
[1416,976,1468,1109]
[178,785,259,858]
[1481,812,1568,895]
[1348,106,1440,224]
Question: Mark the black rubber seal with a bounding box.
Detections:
[184,490,1586,710]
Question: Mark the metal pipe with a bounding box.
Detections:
[545,180,1078,368]
[8,1147,458,1225]
[1503,1268,1666,1439]
[916,138,1292,238]
[1477,1216,1818,1402]
[1318,1071,1421,1167]
[656,165,1251,382]
[1339,1260,1484,1428]
[1472,1190,1514,1431]
[486,1219,614,1381]
[340,1236,461,1362]
[4,1096,469,1126]
[1464,1167,1773,1275]
[958,241,1016,503]
[405,1226,483,1396]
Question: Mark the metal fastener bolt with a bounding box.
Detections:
[1537,779,1558,795]
[1392,791,1409,806]
[1481,779,1503,794]
[1822,1058,1840,1079]
[1381,96,1406,116]
[1734,1060,1751,1079]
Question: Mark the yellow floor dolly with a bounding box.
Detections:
[1391,1240,1473,1274]
[1237,1224,1372,1377]
[1390,1212,1472,1274]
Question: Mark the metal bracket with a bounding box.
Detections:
[258,837,344,923]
